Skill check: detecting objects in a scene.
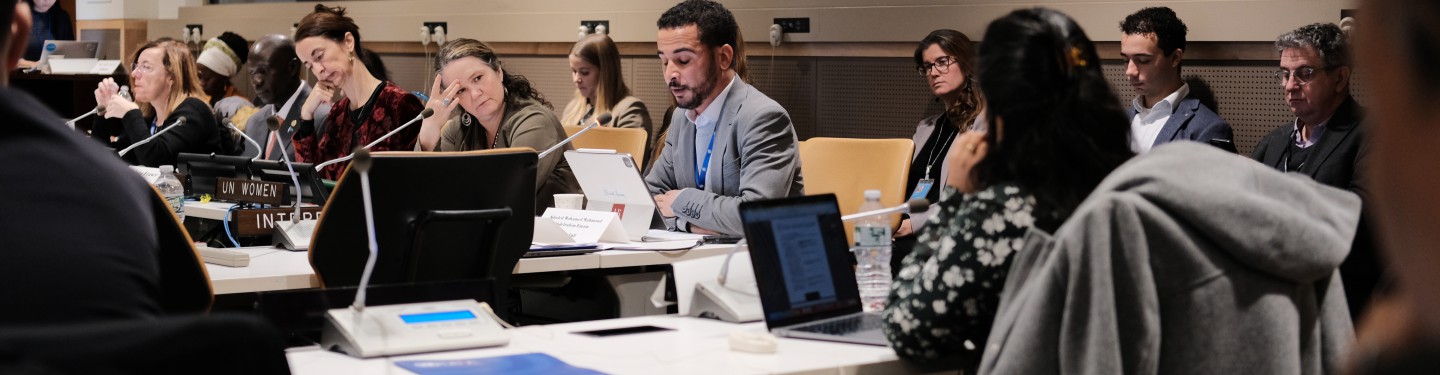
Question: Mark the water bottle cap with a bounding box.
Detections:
[863,190,881,200]
[159,165,174,174]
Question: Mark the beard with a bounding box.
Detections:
[671,65,724,110]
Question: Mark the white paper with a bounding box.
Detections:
[541,208,629,244]
[130,165,161,184]
[531,216,576,244]
[601,240,700,251]
[90,60,122,74]
[641,229,705,242]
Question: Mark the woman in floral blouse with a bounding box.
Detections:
[883,8,1136,370]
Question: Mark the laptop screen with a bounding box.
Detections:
[740,194,863,329]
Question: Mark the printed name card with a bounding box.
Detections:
[234,207,323,236]
[216,177,286,205]
[541,208,629,244]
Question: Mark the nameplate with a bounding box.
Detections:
[541,208,629,244]
[129,165,161,184]
[216,177,285,205]
[234,207,323,236]
[90,60,122,74]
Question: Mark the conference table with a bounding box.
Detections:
[190,201,736,295]
[284,315,914,374]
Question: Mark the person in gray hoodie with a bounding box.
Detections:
[979,141,1357,375]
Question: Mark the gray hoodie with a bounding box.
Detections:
[979,142,1357,375]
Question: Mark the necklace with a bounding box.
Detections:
[924,116,959,177]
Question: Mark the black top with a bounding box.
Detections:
[24,6,74,62]
[91,97,222,167]
[905,115,958,205]
[0,87,162,327]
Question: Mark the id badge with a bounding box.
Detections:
[909,179,935,201]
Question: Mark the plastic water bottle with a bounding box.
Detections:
[853,189,892,312]
[156,165,185,221]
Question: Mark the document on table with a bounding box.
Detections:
[639,229,706,242]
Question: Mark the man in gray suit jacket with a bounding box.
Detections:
[240,34,326,161]
[646,0,803,235]
[1119,7,1233,153]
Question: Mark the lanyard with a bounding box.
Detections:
[695,126,718,190]
[924,116,956,177]
[149,119,158,136]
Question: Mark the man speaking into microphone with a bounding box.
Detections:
[417,38,580,211]
[646,0,804,235]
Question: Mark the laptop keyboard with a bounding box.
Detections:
[792,314,883,335]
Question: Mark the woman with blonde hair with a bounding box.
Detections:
[92,37,222,167]
[418,38,579,210]
[559,34,654,159]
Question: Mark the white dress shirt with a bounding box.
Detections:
[1129,83,1190,153]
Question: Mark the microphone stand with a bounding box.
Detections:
[314,109,434,172]
[117,117,186,157]
[349,149,378,312]
[538,113,613,158]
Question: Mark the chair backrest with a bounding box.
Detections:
[308,149,537,293]
[563,125,648,167]
[146,186,214,313]
[798,137,914,244]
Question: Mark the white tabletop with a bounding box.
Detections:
[205,244,733,294]
[284,315,907,375]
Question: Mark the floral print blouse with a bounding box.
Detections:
[883,183,1046,366]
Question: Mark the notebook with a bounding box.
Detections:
[738,194,887,346]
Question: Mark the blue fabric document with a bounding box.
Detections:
[396,353,606,375]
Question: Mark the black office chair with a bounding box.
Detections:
[0,313,289,375]
[308,149,537,295]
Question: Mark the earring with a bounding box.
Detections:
[348,52,355,62]
[461,112,472,127]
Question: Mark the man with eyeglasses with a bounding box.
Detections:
[241,33,328,161]
[1119,7,1232,154]
[1253,22,1379,320]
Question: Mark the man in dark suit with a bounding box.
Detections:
[241,33,326,161]
[647,0,804,235]
[1119,7,1233,153]
[1251,22,1379,319]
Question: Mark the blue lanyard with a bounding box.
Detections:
[695,126,718,190]
[149,119,158,135]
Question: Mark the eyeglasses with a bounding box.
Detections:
[916,56,959,76]
[1274,66,1334,86]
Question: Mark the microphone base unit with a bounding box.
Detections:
[274,218,318,251]
[321,299,510,358]
[690,279,763,323]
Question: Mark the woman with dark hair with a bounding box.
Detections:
[418,38,579,210]
[560,34,654,160]
[291,4,423,180]
[19,0,73,67]
[892,29,987,272]
[883,8,1133,369]
[91,38,222,167]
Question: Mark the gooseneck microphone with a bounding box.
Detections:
[224,118,263,161]
[268,117,305,222]
[314,108,434,172]
[68,86,129,129]
[117,117,186,157]
[841,199,931,222]
[538,113,613,158]
[349,148,378,312]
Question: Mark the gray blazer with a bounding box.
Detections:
[644,79,804,235]
[1125,96,1233,148]
[241,82,327,161]
[907,113,985,231]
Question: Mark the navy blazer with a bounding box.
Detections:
[1126,96,1233,149]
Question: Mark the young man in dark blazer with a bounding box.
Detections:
[1119,7,1233,153]
[1251,23,1379,319]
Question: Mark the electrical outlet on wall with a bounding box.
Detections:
[185,24,204,41]
[424,22,447,40]
[773,18,809,33]
[580,20,610,35]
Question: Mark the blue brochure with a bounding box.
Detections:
[396,353,606,375]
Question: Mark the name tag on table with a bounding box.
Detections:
[215,177,286,205]
[541,208,629,244]
[234,207,323,236]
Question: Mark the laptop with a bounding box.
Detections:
[739,194,887,346]
[563,150,668,239]
[32,40,101,73]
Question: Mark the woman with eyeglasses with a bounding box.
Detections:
[91,38,222,167]
[291,4,423,180]
[883,13,1133,370]
[891,29,988,271]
